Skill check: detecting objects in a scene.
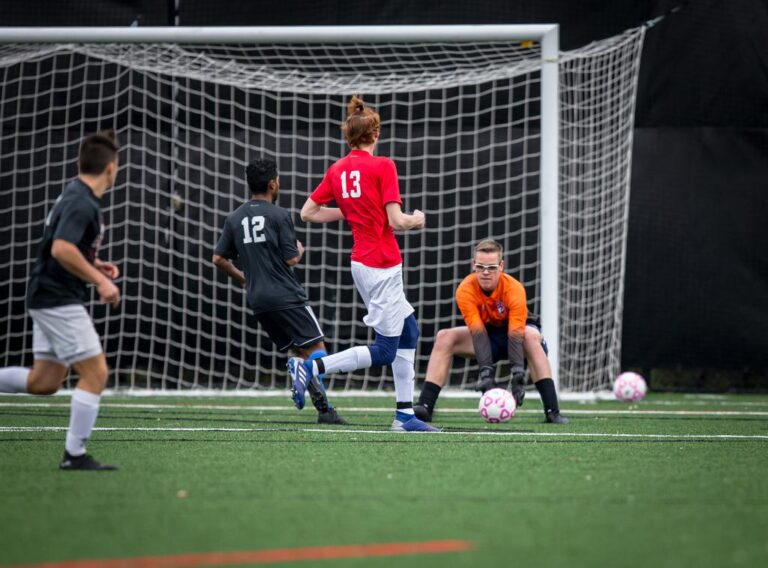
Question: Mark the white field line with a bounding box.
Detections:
[641,400,768,408]
[3,389,768,406]
[0,390,612,402]
[1,425,767,440]
[1,401,768,417]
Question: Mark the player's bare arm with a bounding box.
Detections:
[300,197,344,223]
[94,257,119,280]
[51,239,120,308]
[212,254,246,288]
[385,202,425,230]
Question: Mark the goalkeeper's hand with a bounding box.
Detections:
[510,366,526,407]
[474,366,496,393]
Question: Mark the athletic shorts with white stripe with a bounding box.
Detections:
[256,305,324,353]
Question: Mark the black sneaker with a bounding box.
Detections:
[59,452,118,471]
[317,408,348,425]
[545,410,570,424]
[413,403,433,422]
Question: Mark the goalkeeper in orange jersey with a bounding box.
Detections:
[413,239,569,424]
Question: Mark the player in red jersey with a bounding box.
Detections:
[289,95,438,432]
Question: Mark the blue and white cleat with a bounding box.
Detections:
[391,416,441,432]
[287,357,309,410]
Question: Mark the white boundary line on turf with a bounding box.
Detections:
[2,401,768,417]
[1,425,767,440]
[0,388,609,402]
[3,390,767,405]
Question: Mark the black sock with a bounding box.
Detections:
[396,402,413,410]
[535,378,559,414]
[418,381,442,410]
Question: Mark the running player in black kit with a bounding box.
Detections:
[212,158,346,424]
[0,130,122,470]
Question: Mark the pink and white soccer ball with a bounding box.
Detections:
[613,372,648,402]
[479,388,517,423]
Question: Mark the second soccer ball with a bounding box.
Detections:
[479,388,517,423]
[613,372,648,402]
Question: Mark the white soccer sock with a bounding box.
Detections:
[65,388,101,457]
[392,349,416,412]
[0,367,29,393]
[315,346,372,375]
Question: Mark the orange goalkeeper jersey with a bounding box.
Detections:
[455,272,527,368]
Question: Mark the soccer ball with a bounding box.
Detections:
[479,388,517,423]
[613,372,648,402]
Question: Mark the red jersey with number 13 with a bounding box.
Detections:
[311,149,403,268]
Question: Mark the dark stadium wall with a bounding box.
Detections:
[2,0,766,387]
[624,0,768,388]
[0,1,168,26]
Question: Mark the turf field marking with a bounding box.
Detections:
[2,539,474,568]
[2,401,768,417]
[2,425,767,440]
[647,399,768,407]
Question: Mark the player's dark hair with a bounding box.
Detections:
[79,130,119,175]
[343,95,380,148]
[474,239,503,257]
[246,159,278,195]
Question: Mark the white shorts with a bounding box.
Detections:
[351,261,414,337]
[29,304,103,365]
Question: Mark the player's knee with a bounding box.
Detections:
[97,363,109,385]
[369,335,399,366]
[524,326,542,350]
[77,359,109,392]
[27,367,62,395]
[27,380,59,396]
[397,314,420,350]
[434,328,459,354]
[524,325,549,359]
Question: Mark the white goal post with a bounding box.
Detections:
[0,25,644,393]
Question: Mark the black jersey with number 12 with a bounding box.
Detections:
[214,200,308,314]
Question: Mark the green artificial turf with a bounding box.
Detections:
[1,393,767,567]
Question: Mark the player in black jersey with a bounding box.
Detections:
[0,130,122,470]
[213,159,346,424]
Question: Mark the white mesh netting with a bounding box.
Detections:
[0,27,644,392]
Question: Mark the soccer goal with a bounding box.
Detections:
[0,25,645,393]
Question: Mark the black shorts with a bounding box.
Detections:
[487,326,509,364]
[256,305,324,353]
[486,319,548,365]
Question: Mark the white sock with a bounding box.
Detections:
[0,367,29,393]
[65,388,101,457]
[314,346,372,375]
[392,349,415,413]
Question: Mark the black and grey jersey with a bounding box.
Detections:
[214,199,308,314]
[27,178,103,309]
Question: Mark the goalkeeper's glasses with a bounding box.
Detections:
[474,263,501,273]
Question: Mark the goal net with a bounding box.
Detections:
[0,25,645,393]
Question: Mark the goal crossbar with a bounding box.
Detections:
[0,25,558,44]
